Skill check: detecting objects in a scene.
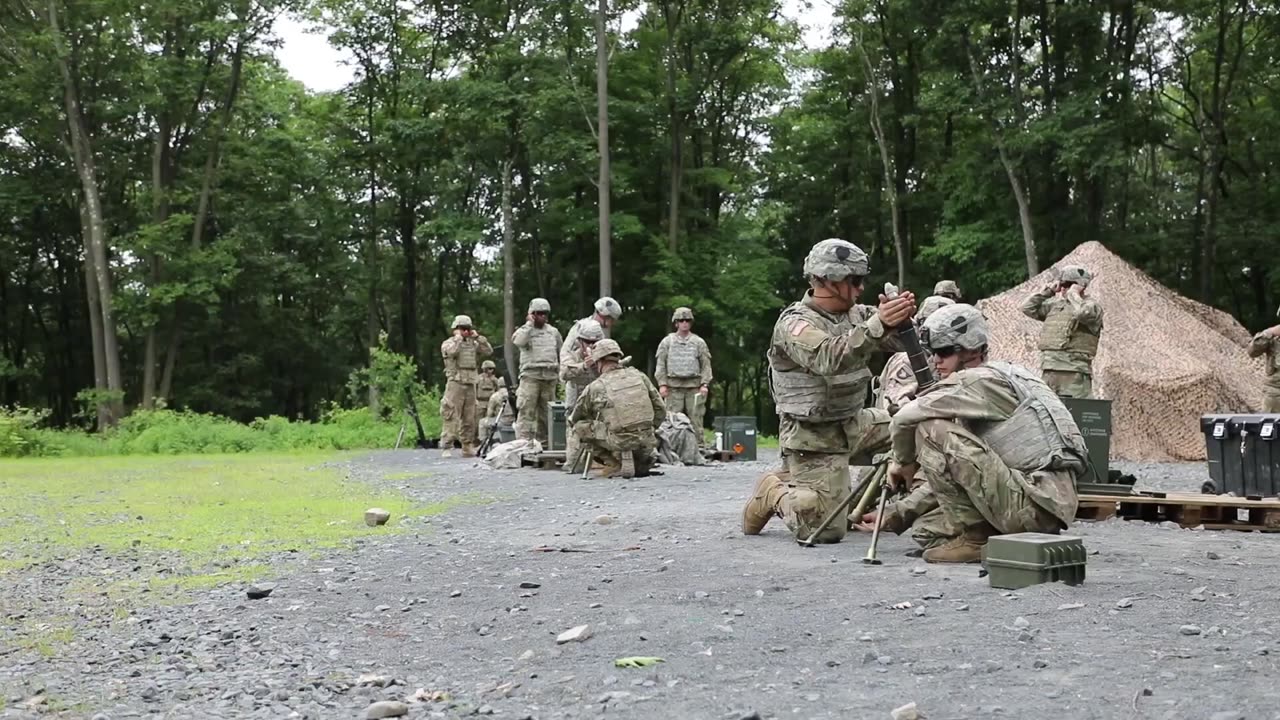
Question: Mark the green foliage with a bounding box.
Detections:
[0,406,55,457]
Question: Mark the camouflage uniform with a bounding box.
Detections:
[475,361,505,439]
[1020,266,1103,398]
[480,385,516,438]
[440,315,494,455]
[560,319,604,472]
[933,280,963,302]
[655,308,713,443]
[892,304,1085,563]
[512,299,563,445]
[742,239,900,545]
[561,297,623,409]
[569,340,666,477]
[1248,320,1280,413]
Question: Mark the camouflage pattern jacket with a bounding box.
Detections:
[441,335,494,384]
[1020,288,1104,374]
[569,366,666,451]
[655,332,713,389]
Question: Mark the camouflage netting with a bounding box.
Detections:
[977,241,1266,462]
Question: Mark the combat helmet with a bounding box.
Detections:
[917,296,956,323]
[594,296,623,319]
[482,360,496,371]
[671,307,694,323]
[528,297,551,313]
[922,304,988,351]
[591,338,624,363]
[451,314,473,329]
[803,239,870,281]
[933,280,962,301]
[1058,265,1093,288]
[577,318,604,342]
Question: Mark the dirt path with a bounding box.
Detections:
[3,450,1278,720]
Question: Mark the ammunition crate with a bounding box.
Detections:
[1061,397,1111,486]
[982,533,1086,590]
[547,402,567,451]
[1201,414,1280,497]
[712,416,757,461]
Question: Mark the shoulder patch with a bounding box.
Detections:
[789,320,811,337]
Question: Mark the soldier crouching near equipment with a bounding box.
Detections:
[475,360,505,439]
[883,304,1084,563]
[1020,265,1103,398]
[569,339,666,478]
[560,319,605,473]
[440,315,493,457]
[1247,305,1280,413]
[741,238,915,544]
[481,385,516,438]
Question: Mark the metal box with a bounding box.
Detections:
[546,402,567,451]
[1201,414,1280,497]
[712,416,758,461]
[1061,397,1111,487]
[982,533,1086,590]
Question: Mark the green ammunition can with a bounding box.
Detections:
[982,533,1087,590]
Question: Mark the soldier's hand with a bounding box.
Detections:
[1266,325,1280,337]
[876,292,916,329]
[854,510,880,533]
[698,385,709,397]
[526,313,533,324]
[887,461,917,492]
[659,385,669,398]
[1042,283,1058,296]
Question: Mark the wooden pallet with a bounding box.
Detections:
[1076,492,1280,532]
[521,450,567,470]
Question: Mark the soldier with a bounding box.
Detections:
[439,315,493,457]
[741,238,915,544]
[881,303,1084,563]
[475,360,506,439]
[481,383,517,440]
[1020,265,1103,398]
[569,339,666,478]
[1248,307,1280,412]
[560,319,605,472]
[876,295,955,415]
[655,307,713,443]
[933,280,963,302]
[511,298,563,445]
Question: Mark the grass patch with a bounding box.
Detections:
[0,453,433,577]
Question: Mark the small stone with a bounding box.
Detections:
[890,702,920,720]
[1180,625,1203,636]
[922,592,943,600]
[1209,713,1244,720]
[246,583,275,600]
[357,674,392,687]
[589,602,603,609]
[519,650,534,661]
[519,582,541,589]
[912,606,926,617]
[1057,603,1085,611]
[597,691,631,703]
[557,624,592,644]
[477,705,495,715]
[716,625,733,633]
[1206,551,1221,560]
[876,655,893,665]
[365,700,408,719]
[910,565,927,575]
[594,515,614,525]
[982,660,1002,673]
[1171,567,1187,576]
[1115,597,1135,609]
[375,605,391,612]
[1033,660,1048,669]
[1017,631,1034,642]
[955,604,970,612]
[862,652,878,665]
[1013,617,1030,629]
[754,590,764,598]
[450,590,463,598]
[739,713,763,720]
[364,508,391,527]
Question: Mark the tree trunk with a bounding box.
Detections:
[50,0,123,425]
[663,1,683,254]
[80,203,110,430]
[856,38,907,287]
[159,37,246,402]
[595,0,611,296]
[399,195,418,361]
[501,157,516,375]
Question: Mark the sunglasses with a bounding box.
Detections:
[931,346,959,358]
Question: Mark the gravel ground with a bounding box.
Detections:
[4,450,1280,720]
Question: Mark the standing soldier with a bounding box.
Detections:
[475,360,505,439]
[933,280,963,302]
[560,318,605,472]
[741,238,915,544]
[511,298,563,445]
[1248,307,1280,412]
[440,315,493,457]
[564,297,624,381]
[883,304,1084,563]
[1020,265,1103,398]
[569,339,666,478]
[655,307,713,444]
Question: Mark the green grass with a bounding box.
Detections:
[0,453,439,579]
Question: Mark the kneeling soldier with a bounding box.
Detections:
[569,339,666,478]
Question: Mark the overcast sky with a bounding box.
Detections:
[274,0,837,92]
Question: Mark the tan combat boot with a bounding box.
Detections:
[619,451,636,479]
[742,471,787,535]
[922,522,996,564]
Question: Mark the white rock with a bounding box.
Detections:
[891,702,921,720]
[365,508,392,527]
[1014,617,1030,629]
[557,624,593,644]
[594,515,614,525]
[365,700,409,719]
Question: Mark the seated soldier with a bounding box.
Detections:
[480,383,516,442]
[569,339,666,478]
[881,303,1085,564]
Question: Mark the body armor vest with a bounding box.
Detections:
[477,375,501,402]
[601,369,654,434]
[973,362,1089,474]
[665,335,701,378]
[1037,301,1099,356]
[521,326,559,370]
[768,303,871,422]
[456,340,477,371]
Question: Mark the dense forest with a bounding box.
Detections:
[1,0,1278,433]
